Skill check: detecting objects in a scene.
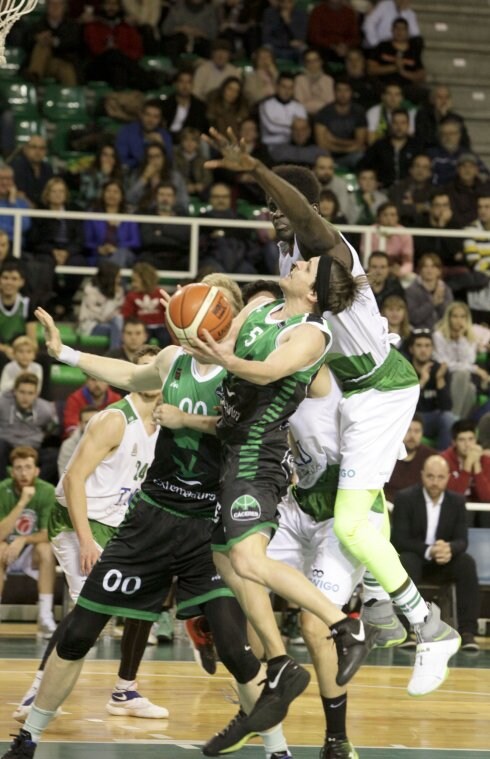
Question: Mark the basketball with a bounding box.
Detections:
[165,283,233,345]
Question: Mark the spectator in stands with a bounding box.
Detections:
[448,155,490,228]
[318,189,347,225]
[63,375,121,438]
[79,144,124,210]
[77,262,124,350]
[346,167,388,224]
[312,154,350,219]
[258,73,307,147]
[344,48,378,110]
[0,336,43,394]
[361,202,414,281]
[367,17,426,100]
[442,420,490,530]
[126,143,188,212]
[115,99,173,172]
[307,0,360,66]
[121,265,168,346]
[24,0,81,85]
[0,445,56,637]
[139,182,191,271]
[433,302,485,419]
[122,0,161,54]
[161,0,218,62]
[160,70,208,141]
[415,85,470,152]
[385,414,436,503]
[0,261,36,365]
[430,117,488,187]
[414,192,466,274]
[406,329,456,450]
[57,406,97,477]
[28,178,83,268]
[206,76,250,137]
[10,136,53,209]
[0,166,30,242]
[218,0,263,57]
[106,316,148,361]
[381,294,410,342]
[174,127,212,200]
[366,250,404,308]
[0,373,58,481]
[367,82,415,145]
[314,78,367,169]
[406,253,453,330]
[294,49,334,116]
[363,0,421,49]
[268,117,324,167]
[84,181,140,267]
[192,39,241,103]
[359,108,419,189]
[217,119,271,206]
[0,231,11,267]
[262,0,308,63]
[392,454,480,651]
[464,193,490,322]
[389,153,433,226]
[243,47,278,107]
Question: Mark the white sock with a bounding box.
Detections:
[24,704,56,742]
[260,724,289,758]
[391,580,427,625]
[363,572,390,603]
[115,678,136,691]
[38,594,54,622]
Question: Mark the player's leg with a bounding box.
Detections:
[32,543,56,637]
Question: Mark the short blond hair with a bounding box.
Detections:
[12,336,37,353]
[201,273,244,316]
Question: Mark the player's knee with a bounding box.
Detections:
[333,511,357,545]
[216,639,261,684]
[228,545,262,582]
[56,612,98,661]
[34,542,55,564]
[301,611,328,647]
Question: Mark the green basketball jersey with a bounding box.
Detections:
[0,295,29,343]
[141,350,225,518]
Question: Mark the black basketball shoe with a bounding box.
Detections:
[320,736,359,758]
[2,730,37,758]
[246,657,310,732]
[330,616,378,686]
[202,709,257,756]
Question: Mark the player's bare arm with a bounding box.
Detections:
[62,411,126,575]
[153,403,219,435]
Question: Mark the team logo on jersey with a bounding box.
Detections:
[230,494,261,521]
[15,509,37,536]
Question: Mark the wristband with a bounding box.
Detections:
[58,344,81,367]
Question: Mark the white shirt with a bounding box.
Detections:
[423,487,443,560]
[362,0,420,48]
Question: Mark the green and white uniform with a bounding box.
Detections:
[48,396,158,601]
[0,294,30,344]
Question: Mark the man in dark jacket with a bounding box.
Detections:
[160,70,209,141]
[24,0,81,85]
[358,109,419,189]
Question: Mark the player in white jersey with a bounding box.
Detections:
[13,346,167,723]
[203,127,460,698]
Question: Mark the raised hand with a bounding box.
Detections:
[34,307,62,359]
[204,127,259,173]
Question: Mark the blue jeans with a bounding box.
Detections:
[92,316,123,349]
[419,410,457,451]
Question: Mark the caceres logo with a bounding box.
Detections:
[230,494,261,521]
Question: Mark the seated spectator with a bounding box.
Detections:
[433,302,485,419]
[367,250,405,309]
[363,0,421,50]
[464,193,490,322]
[207,76,250,137]
[312,154,350,219]
[0,231,12,267]
[367,17,426,101]
[174,127,213,200]
[106,316,148,361]
[269,117,324,167]
[392,454,480,650]
[0,261,37,365]
[160,69,209,141]
[0,373,58,481]
[57,406,97,477]
[318,189,347,224]
[405,253,453,330]
[415,192,468,278]
[243,47,278,107]
[294,49,335,116]
[406,329,456,450]
[415,85,470,152]
[217,0,263,57]
[126,143,188,213]
[381,293,411,342]
[63,376,121,438]
[0,336,43,394]
[121,264,169,346]
[0,166,30,242]
[344,48,378,110]
[447,154,490,228]
[161,0,218,62]
[122,0,162,54]
[262,0,308,63]
[139,182,191,271]
[23,0,81,85]
[259,73,307,147]
[84,181,140,267]
[192,39,241,103]
[10,136,53,209]
[216,119,272,206]
[314,78,367,169]
[79,144,124,210]
[385,413,436,503]
[346,168,388,224]
[429,117,488,187]
[27,178,83,269]
[115,99,173,172]
[389,153,433,226]
[359,108,419,189]
[77,262,124,350]
[307,0,360,66]
[367,83,415,145]
[0,445,56,637]
[442,420,490,527]
[361,202,414,281]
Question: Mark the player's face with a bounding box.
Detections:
[11,457,39,488]
[280,256,320,301]
[267,197,293,243]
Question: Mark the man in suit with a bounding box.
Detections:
[392,455,480,650]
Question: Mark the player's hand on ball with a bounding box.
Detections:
[79,538,102,576]
[159,285,181,311]
[204,127,258,172]
[184,329,235,368]
[34,307,62,359]
[153,403,186,430]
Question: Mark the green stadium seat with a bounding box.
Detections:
[78,334,110,350]
[37,323,77,346]
[49,121,87,157]
[14,118,46,143]
[50,364,86,386]
[141,56,173,74]
[43,85,87,121]
[0,48,24,80]
[276,59,302,75]
[1,82,38,117]
[236,199,265,219]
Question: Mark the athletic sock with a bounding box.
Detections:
[362,572,390,604]
[260,724,289,758]
[24,704,56,743]
[114,678,136,691]
[321,694,347,740]
[390,578,427,626]
[38,594,54,622]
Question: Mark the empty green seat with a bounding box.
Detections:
[43,85,87,121]
[141,56,173,73]
[49,121,86,157]
[0,48,24,80]
[1,82,38,117]
[78,334,110,350]
[14,118,46,143]
[50,364,86,386]
[37,323,77,345]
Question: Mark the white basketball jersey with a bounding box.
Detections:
[56,396,158,527]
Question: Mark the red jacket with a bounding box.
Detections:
[63,386,122,438]
[122,289,166,328]
[307,4,360,50]
[442,445,490,502]
[84,19,143,60]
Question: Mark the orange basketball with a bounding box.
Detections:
[165,283,233,345]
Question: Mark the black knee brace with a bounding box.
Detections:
[56,605,109,661]
[204,596,261,684]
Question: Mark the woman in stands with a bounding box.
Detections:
[126,143,188,212]
[79,144,124,209]
[77,261,124,349]
[84,181,140,267]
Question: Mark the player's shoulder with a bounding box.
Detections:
[155,344,180,373]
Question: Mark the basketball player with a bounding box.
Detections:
[201,127,460,701]
[13,346,166,724]
[3,280,293,759]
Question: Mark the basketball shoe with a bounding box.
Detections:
[185,615,217,675]
[1,729,36,758]
[329,617,378,686]
[202,709,256,756]
[407,603,461,696]
[360,599,407,648]
[320,736,359,758]
[106,682,169,718]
